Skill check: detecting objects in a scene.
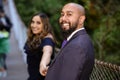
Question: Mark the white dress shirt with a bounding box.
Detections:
[67,27,84,41]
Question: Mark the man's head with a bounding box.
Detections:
[59,3,86,38]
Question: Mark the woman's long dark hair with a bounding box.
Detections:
[26,13,55,50]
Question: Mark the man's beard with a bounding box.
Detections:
[61,23,77,39]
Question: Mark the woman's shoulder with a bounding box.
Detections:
[41,33,55,46]
[44,33,54,41]
[45,33,53,39]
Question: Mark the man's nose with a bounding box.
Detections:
[62,15,67,21]
[60,15,68,23]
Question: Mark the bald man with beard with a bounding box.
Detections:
[45,3,95,80]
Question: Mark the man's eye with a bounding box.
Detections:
[67,13,72,16]
[60,13,64,17]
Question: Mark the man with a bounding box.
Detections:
[0,8,12,77]
[45,3,94,80]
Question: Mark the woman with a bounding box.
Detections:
[24,13,55,80]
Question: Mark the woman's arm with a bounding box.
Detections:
[39,45,53,76]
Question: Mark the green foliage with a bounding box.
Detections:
[91,0,120,64]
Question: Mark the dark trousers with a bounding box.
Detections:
[0,53,7,70]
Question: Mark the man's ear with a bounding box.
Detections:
[79,15,86,25]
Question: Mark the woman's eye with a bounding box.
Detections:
[37,21,41,24]
[31,21,34,24]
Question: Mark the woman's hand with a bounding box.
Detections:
[39,64,49,76]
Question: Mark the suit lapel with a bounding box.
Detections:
[69,29,87,42]
[49,29,87,67]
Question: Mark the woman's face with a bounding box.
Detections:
[30,15,43,34]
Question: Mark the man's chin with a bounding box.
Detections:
[62,30,71,39]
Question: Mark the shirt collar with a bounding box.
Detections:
[67,27,84,41]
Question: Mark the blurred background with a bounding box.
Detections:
[14,0,120,64]
[0,0,120,80]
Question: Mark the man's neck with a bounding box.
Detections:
[67,27,84,41]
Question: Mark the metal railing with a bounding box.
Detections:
[90,59,120,80]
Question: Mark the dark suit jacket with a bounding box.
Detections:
[45,29,94,80]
